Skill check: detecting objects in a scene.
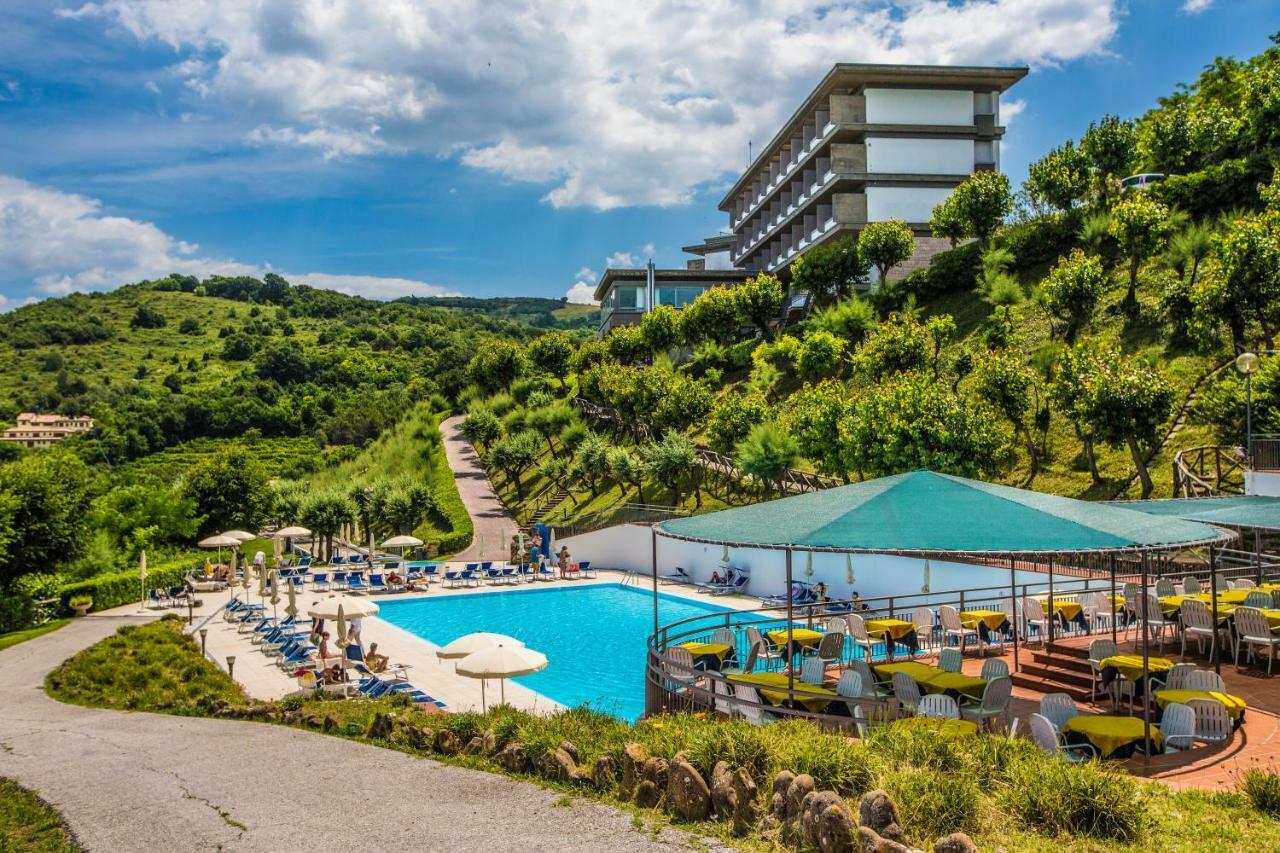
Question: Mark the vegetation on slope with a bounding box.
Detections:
[0,778,82,853]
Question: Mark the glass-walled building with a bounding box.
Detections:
[595,263,749,337]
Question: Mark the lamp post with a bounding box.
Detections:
[199,628,208,657]
[1237,352,1259,459]
[226,655,236,681]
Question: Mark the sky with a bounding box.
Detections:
[0,0,1276,311]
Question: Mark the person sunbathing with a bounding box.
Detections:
[321,664,346,685]
[365,642,390,673]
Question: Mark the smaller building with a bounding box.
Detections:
[1,413,95,448]
[594,261,750,337]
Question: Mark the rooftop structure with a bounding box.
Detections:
[593,261,750,337]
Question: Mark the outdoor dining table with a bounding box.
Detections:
[1154,689,1247,728]
[1099,654,1172,698]
[766,627,825,658]
[1061,715,1163,758]
[726,672,840,714]
[1037,597,1090,632]
[891,717,980,740]
[678,641,736,672]
[872,661,988,701]
[959,609,1011,643]
[863,618,919,658]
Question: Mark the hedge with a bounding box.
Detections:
[419,413,474,557]
[58,552,201,613]
[902,240,982,298]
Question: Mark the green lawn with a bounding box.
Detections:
[0,779,81,852]
[0,620,69,654]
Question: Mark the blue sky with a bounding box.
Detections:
[0,0,1275,310]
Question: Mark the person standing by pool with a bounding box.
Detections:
[253,549,266,576]
[558,545,572,578]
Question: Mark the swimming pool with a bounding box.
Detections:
[377,584,732,720]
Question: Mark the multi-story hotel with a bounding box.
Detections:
[595,62,1026,335]
[0,413,95,448]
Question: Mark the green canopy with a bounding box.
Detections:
[1111,495,1280,531]
[658,470,1229,555]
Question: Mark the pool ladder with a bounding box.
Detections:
[620,570,641,586]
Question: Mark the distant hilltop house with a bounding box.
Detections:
[595,62,1027,337]
[1,413,95,448]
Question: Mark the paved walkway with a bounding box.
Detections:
[0,614,717,852]
[440,414,517,562]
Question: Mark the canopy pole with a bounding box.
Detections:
[1209,545,1221,675]
[1010,557,1020,674]
[1047,557,1055,647]
[785,548,795,700]
[651,526,659,637]
[1109,553,1117,646]
[1140,552,1152,759]
[1256,528,1264,586]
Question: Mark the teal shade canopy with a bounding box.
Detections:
[1111,495,1280,532]
[658,470,1228,555]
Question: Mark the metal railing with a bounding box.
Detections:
[1249,434,1280,472]
[555,503,690,539]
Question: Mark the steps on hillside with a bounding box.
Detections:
[1012,643,1097,702]
[530,488,572,524]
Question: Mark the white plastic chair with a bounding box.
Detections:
[824,616,848,635]
[1160,703,1197,752]
[911,606,935,656]
[800,656,827,685]
[1183,668,1226,692]
[815,630,846,669]
[1029,712,1096,762]
[960,677,1013,731]
[1141,593,1177,652]
[1180,598,1227,661]
[1039,692,1077,731]
[722,642,759,676]
[980,658,1009,681]
[1155,578,1176,598]
[938,647,963,673]
[1234,606,1280,674]
[663,647,698,690]
[846,613,878,663]
[852,659,891,699]
[1233,578,1256,590]
[710,627,736,647]
[1021,596,1051,645]
[1243,591,1274,609]
[918,694,961,720]
[1187,697,1232,744]
[1163,662,1198,691]
[891,671,921,714]
[1182,575,1202,595]
[745,626,785,671]
[1088,637,1122,705]
[836,669,864,698]
[732,682,767,725]
[940,605,981,653]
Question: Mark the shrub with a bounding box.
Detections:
[1001,753,1147,841]
[903,240,982,297]
[1240,768,1280,818]
[883,766,980,841]
[58,552,199,611]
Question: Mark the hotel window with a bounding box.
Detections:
[655,286,705,308]
[613,286,645,311]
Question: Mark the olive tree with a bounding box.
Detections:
[1078,350,1174,498]
[571,432,612,497]
[1025,140,1091,214]
[641,432,702,508]
[930,171,1013,245]
[706,393,769,456]
[790,236,869,304]
[300,491,353,563]
[735,274,786,339]
[1108,192,1170,309]
[1040,248,1107,342]
[488,430,542,499]
[858,220,915,286]
[527,331,574,386]
[1049,343,1105,486]
[1080,114,1138,204]
[972,349,1040,477]
[459,407,501,451]
[639,304,682,354]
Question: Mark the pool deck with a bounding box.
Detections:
[188,569,759,713]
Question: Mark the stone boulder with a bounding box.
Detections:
[620,742,648,800]
[770,770,795,819]
[552,745,581,782]
[802,790,856,853]
[635,780,662,809]
[710,762,734,818]
[434,729,462,756]
[365,712,394,740]
[591,755,617,790]
[933,834,979,853]
[495,741,530,773]
[730,768,760,836]
[559,741,580,763]
[462,736,485,756]
[858,789,907,844]
[666,754,711,822]
[482,730,498,755]
[857,826,920,853]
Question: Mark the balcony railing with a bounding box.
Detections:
[1250,435,1280,472]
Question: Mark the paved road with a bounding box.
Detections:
[440,414,518,562]
[0,615,710,852]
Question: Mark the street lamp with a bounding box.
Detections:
[226,655,236,680]
[1237,352,1260,456]
[199,628,208,657]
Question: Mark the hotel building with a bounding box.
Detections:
[1,413,95,449]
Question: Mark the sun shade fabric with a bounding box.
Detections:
[1112,495,1280,531]
[658,470,1226,554]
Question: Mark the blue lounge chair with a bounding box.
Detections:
[460,568,479,587]
[297,556,312,568]
[331,555,347,566]
[536,561,555,581]
[331,571,348,591]
[346,572,368,592]
[501,564,520,583]
[423,564,440,583]
[368,573,389,593]
[484,564,504,585]
[289,575,305,590]
[709,575,749,596]
[147,589,171,609]
[757,582,810,606]
[442,568,462,588]
[311,572,330,592]
[661,567,694,584]
[578,561,596,579]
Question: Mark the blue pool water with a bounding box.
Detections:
[377,584,731,720]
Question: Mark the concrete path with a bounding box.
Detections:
[0,614,717,852]
[440,414,517,561]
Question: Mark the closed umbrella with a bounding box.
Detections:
[921,559,932,594]
[269,569,280,618]
[257,560,269,600]
[335,604,348,648]
[285,575,299,618]
[307,595,380,620]
[138,550,147,612]
[455,643,547,711]
[435,632,525,660]
[805,550,814,577]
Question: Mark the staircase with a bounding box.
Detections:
[529,487,573,525]
[1011,643,1096,702]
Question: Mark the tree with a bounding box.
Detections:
[87,479,198,559]
[639,305,681,354]
[1025,140,1091,214]
[680,287,742,345]
[854,312,930,381]
[1049,344,1104,486]
[254,340,310,384]
[924,315,957,380]
[605,446,645,502]
[182,447,272,537]
[706,393,769,455]
[527,331,574,386]
[1078,350,1174,498]
[0,452,95,583]
[1194,192,1280,352]
[300,491,352,563]
[928,197,968,248]
[178,317,202,335]
[526,404,573,455]
[641,432,701,508]
[604,324,650,366]
[972,349,1040,479]
[778,381,850,480]
[1081,114,1138,203]
[841,373,1007,479]
[1108,192,1170,309]
[858,220,915,286]
[807,295,876,344]
[1041,249,1106,342]
[794,329,846,380]
[469,339,528,392]
[976,246,1023,342]
[569,339,613,375]
[130,304,167,329]
[931,171,1013,245]
[459,407,501,451]
[735,422,799,497]
[487,430,541,499]
[790,236,869,304]
[571,432,612,497]
[735,274,786,338]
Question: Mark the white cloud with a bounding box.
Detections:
[0,175,457,302]
[1181,0,1213,13]
[68,0,1122,210]
[566,266,599,305]
[1001,99,1027,126]
[605,251,637,269]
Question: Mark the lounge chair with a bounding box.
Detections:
[331,571,348,591]
[423,564,440,584]
[501,564,520,583]
[310,572,330,592]
[484,564,504,585]
[578,561,596,578]
[660,567,694,585]
[536,562,555,581]
[709,575,749,596]
[460,568,479,587]
[443,568,463,588]
[367,573,389,593]
[147,588,171,609]
[346,572,368,592]
[331,555,347,566]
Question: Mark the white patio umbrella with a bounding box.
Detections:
[274,525,313,561]
[455,643,547,711]
[381,534,422,564]
[307,594,380,620]
[435,632,525,660]
[221,530,256,542]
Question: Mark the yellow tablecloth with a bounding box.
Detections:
[864,618,916,640]
[727,672,838,712]
[1099,655,1173,683]
[891,717,979,739]
[1154,689,1247,720]
[872,662,987,700]
[959,610,1007,631]
[1260,609,1280,631]
[766,628,824,649]
[1061,715,1163,758]
[1039,599,1083,620]
[679,642,731,661]
[1161,595,1236,622]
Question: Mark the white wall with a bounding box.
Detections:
[866,186,954,223]
[865,88,973,126]
[559,523,654,573]
[702,249,735,271]
[866,137,974,175]
[1246,471,1280,497]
